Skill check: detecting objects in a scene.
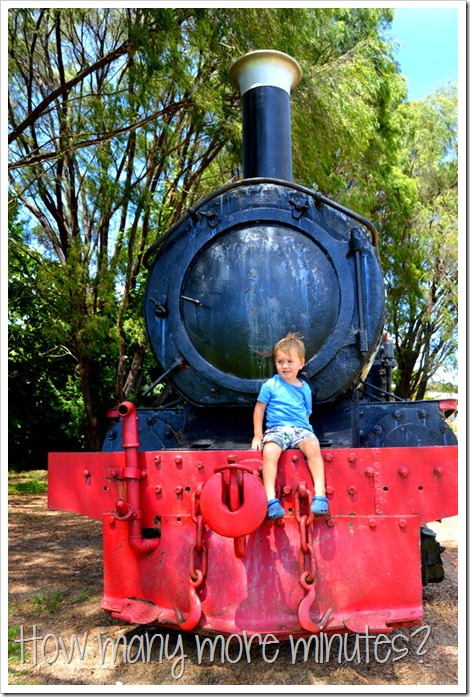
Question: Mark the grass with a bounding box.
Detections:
[7,588,94,687]
[30,590,67,615]
[8,589,76,686]
[8,625,23,664]
[70,590,92,604]
[8,470,47,495]
[8,624,45,685]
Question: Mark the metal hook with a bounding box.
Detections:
[297,576,333,634]
[174,572,203,631]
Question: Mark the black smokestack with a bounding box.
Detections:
[229,50,302,181]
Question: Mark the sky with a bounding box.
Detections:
[389,5,461,101]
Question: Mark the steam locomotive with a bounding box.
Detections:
[48,50,457,637]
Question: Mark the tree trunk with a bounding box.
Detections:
[79,358,102,451]
[394,357,414,400]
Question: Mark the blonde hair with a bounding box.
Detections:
[273,332,305,360]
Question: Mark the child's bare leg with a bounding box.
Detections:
[262,441,283,501]
[298,437,325,497]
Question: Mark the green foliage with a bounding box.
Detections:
[8,7,458,457]
[8,625,23,664]
[9,208,87,468]
[30,590,67,615]
[8,7,401,456]
[377,87,458,398]
[8,469,48,493]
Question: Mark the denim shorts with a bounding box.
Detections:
[261,426,317,451]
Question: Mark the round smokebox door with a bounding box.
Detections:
[181,223,340,380]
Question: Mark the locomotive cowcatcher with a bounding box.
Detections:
[48,50,458,638]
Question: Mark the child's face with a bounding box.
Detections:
[274,349,305,383]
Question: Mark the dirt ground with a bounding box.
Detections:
[7,479,460,688]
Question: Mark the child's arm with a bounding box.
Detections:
[252,401,266,450]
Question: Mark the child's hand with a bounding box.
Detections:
[251,435,262,450]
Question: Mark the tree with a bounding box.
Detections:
[9,8,238,449]
[291,6,406,207]
[8,204,87,468]
[376,87,458,399]
[8,7,400,457]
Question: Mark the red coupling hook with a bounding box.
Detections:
[174,572,203,631]
[297,586,333,634]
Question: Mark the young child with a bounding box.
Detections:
[251,332,329,519]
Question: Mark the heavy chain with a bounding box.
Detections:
[189,484,207,589]
[294,481,334,633]
[294,482,316,589]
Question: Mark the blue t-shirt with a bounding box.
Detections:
[257,374,313,432]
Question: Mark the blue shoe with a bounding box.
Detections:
[311,495,329,515]
[267,498,284,519]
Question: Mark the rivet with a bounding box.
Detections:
[324,453,333,462]
[365,467,375,478]
[175,486,183,494]
[325,485,334,495]
[197,462,204,471]
[348,453,356,463]
[326,518,335,527]
[155,485,162,494]
[398,467,409,478]
[140,470,147,479]
[282,486,291,495]
[109,469,117,479]
[369,518,377,528]
[434,467,444,477]
[154,456,161,465]
[227,454,237,463]
[399,519,407,530]
[83,469,91,477]
[174,455,183,465]
[292,455,299,464]
[348,486,357,496]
